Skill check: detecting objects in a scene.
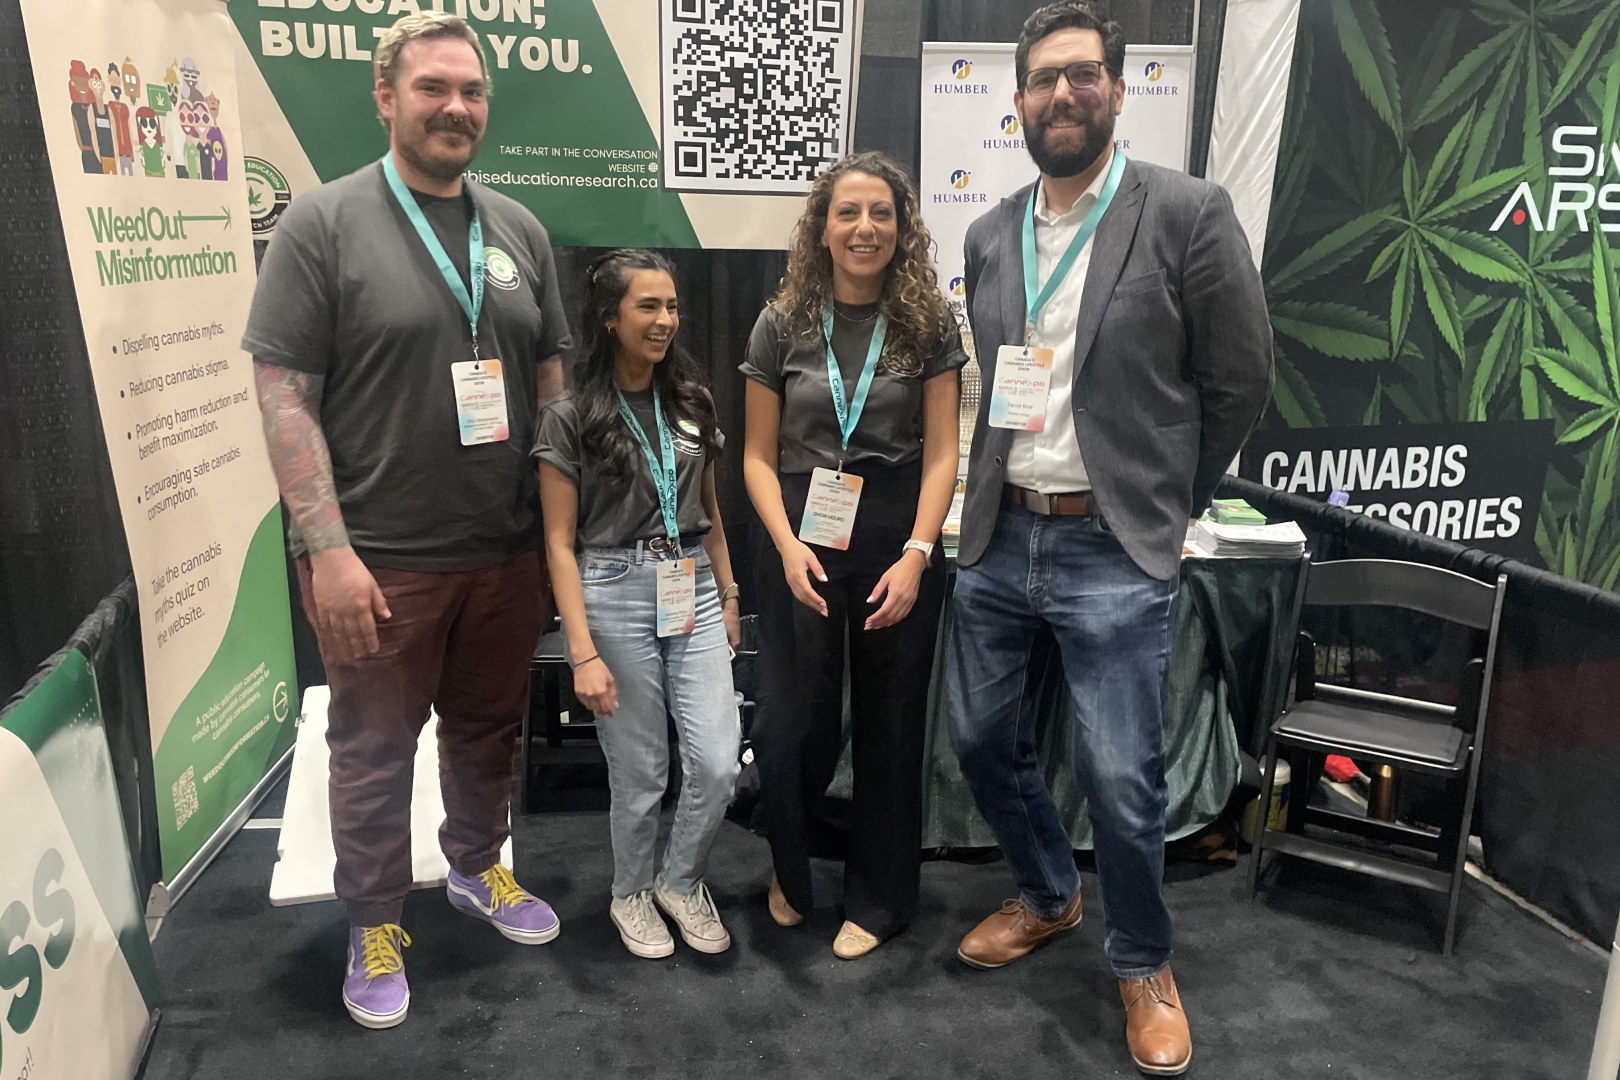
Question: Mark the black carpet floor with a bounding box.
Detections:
[143,789,1604,1080]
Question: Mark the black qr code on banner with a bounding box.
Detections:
[662,0,857,193]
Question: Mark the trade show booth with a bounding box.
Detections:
[3,0,1620,1077]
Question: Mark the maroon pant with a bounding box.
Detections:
[296,550,543,926]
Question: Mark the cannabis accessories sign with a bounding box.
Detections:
[18,0,300,885]
[232,0,866,249]
[0,650,160,1080]
[1260,0,1620,589]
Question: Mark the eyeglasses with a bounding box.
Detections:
[1023,60,1107,98]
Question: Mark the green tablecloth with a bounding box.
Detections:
[824,556,1302,848]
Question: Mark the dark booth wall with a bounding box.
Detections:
[0,0,133,702]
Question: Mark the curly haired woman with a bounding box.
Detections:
[741,151,965,959]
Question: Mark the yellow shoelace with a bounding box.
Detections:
[479,864,529,913]
[360,924,411,979]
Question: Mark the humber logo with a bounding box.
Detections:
[950,276,965,296]
[1144,61,1164,81]
[951,169,971,189]
[1001,114,1020,134]
[952,59,971,78]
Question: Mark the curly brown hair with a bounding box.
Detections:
[773,151,955,378]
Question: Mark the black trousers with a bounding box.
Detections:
[751,463,947,940]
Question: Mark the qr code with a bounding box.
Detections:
[172,765,199,829]
[661,0,860,194]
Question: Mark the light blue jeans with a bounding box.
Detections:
[569,543,740,899]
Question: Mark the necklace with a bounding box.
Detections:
[833,300,881,325]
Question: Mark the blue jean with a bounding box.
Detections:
[946,504,1179,978]
[568,544,740,899]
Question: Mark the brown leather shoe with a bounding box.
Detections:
[955,892,1082,969]
[1119,966,1191,1076]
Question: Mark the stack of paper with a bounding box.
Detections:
[1210,498,1268,526]
[1193,519,1306,558]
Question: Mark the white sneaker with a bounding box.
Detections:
[653,877,731,954]
[610,891,674,959]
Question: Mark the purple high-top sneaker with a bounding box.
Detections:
[343,924,410,1030]
[446,864,560,944]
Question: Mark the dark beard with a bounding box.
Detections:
[1025,109,1113,178]
[396,115,483,183]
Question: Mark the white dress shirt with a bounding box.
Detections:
[1003,159,1110,494]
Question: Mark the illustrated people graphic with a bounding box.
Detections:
[136,106,165,178]
[68,60,100,174]
[63,51,224,182]
[203,92,227,181]
[87,67,117,174]
[106,60,135,175]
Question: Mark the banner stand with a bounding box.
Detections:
[149,742,294,919]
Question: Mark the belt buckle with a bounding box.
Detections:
[1029,489,1052,515]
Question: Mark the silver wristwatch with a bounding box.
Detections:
[903,539,935,562]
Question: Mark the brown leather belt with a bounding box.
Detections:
[1004,485,1097,516]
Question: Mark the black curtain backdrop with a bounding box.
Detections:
[0,0,132,703]
[1224,475,1620,950]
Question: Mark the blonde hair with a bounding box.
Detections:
[373,12,487,88]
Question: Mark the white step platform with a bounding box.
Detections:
[269,685,513,907]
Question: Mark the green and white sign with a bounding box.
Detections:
[18,0,300,883]
[230,0,865,248]
[0,650,160,1080]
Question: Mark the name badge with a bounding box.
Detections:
[450,359,510,445]
[799,467,863,550]
[988,344,1054,431]
[656,558,696,637]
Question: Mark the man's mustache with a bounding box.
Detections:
[425,114,479,135]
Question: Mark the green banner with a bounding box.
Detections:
[231,0,864,249]
[1263,0,1620,589]
[0,650,159,1080]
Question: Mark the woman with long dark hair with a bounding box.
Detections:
[742,151,965,958]
[535,249,742,959]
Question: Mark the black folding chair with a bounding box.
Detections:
[1246,558,1508,954]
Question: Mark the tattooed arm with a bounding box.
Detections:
[253,359,390,662]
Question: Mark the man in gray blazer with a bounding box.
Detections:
[945,3,1272,1075]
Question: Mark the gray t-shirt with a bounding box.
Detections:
[532,387,722,549]
[242,161,571,571]
[740,300,967,473]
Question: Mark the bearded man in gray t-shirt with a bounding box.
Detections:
[244,12,568,1031]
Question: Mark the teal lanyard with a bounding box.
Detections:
[1021,149,1126,339]
[821,306,888,471]
[381,153,486,358]
[616,388,682,543]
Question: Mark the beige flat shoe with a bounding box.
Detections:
[833,920,880,960]
[767,875,803,927]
